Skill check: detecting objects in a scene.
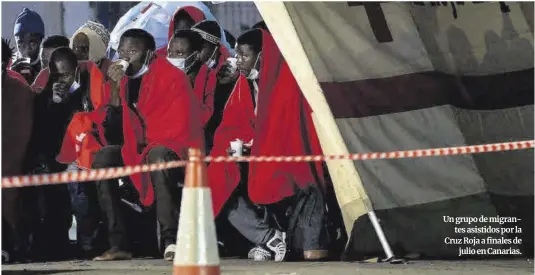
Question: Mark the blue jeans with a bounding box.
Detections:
[66,164,102,252]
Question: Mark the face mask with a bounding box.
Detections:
[247,52,262,80]
[69,80,81,93]
[130,51,152,79]
[168,52,197,72]
[131,65,149,79]
[205,47,218,69]
[168,57,185,70]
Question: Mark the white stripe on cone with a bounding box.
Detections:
[173,187,220,266]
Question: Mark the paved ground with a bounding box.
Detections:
[2,258,533,275]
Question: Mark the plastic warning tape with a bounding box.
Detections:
[2,140,533,188]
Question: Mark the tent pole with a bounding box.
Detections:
[254,1,404,264]
[367,210,394,260]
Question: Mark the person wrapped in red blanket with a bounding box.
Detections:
[165,20,234,153]
[207,29,329,261]
[155,5,206,57]
[56,60,108,170]
[91,29,203,262]
[190,20,230,126]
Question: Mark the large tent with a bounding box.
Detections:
[255,2,534,259]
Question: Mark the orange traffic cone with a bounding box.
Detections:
[173,148,220,275]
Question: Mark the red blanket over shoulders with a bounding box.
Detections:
[8,69,29,86]
[207,30,324,217]
[194,46,229,127]
[56,61,109,169]
[119,56,203,206]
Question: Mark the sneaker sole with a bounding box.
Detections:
[164,251,175,261]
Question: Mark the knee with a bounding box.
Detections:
[92,151,112,169]
[147,146,177,164]
[92,147,120,169]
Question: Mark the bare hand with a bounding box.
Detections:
[226,146,251,156]
[217,61,239,84]
[52,82,68,95]
[107,61,127,83]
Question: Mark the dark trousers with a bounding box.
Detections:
[2,188,37,258]
[269,184,330,255]
[67,180,103,252]
[3,184,72,260]
[92,145,184,251]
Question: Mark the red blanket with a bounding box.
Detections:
[56,61,109,169]
[207,30,325,216]
[31,68,49,93]
[194,46,229,126]
[155,6,206,57]
[119,56,203,206]
[8,69,29,85]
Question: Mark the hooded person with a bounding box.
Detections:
[207,29,329,261]
[10,8,45,84]
[70,21,112,75]
[155,5,206,57]
[2,38,35,263]
[92,28,203,261]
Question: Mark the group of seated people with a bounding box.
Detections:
[2,6,341,264]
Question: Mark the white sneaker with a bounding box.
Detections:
[164,244,176,261]
[247,246,272,261]
[2,250,9,263]
[265,230,287,262]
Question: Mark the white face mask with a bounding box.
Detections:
[168,57,185,70]
[247,52,261,80]
[205,47,218,69]
[129,51,152,79]
[167,52,197,72]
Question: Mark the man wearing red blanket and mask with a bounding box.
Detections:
[207,29,330,262]
[190,20,233,153]
[92,29,203,261]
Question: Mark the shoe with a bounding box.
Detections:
[164,244,176,261]
[2,250,9,264]
[265,230,287,262]
[93,247,132,261]
[247,246,272,261]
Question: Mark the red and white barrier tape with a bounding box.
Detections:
[2,140,533,188]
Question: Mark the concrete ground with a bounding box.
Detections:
[2,258,533,275]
